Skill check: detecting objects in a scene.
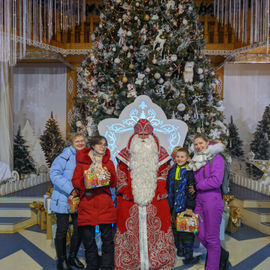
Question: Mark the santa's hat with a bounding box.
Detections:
[128,119,160,150]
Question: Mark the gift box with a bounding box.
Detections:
[40,209,47,230]
[67,196,80,213]
[46,213,56,240]
[226,206,241,233]
[84,165,109,189]
[176,212,199,233]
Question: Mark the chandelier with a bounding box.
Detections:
[0,0,86,66]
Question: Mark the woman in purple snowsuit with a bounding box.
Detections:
[188,134,228,270]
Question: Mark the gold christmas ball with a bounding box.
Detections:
[160,35,165,39]
[144,14,150,21]
[129,64,134,69]
[122,76,128,83]
[173,22,177,27]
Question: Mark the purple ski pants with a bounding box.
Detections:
[195,192,224,270]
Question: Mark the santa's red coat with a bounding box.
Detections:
[72,148,117,226]
[114,146,176,270]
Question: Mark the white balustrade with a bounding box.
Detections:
[0,173,49,196]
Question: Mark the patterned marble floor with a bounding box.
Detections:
[1,183,270,269]
[0,223,269,270]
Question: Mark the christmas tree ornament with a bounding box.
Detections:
[178,4,184,14]
[144,14,150,21]
[171,54,177,61]
[154,72,161,79]
[152,58,157,64]
[127,31,132,36]
[183,61,194,83]
[177,103,186,111]
[136,2,140,7]
[158,78,164,84]
[152,14,159,20]
[145,67,150,73]
[122,76,128,83]
[183,114,190,121]
[129,64,134,69]
[127,84,137,98]
[197,68,203,74]
[135,73,145,85]
[114,58,120,64]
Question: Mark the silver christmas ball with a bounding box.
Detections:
[154,72,161,79]
[114,58,120,64]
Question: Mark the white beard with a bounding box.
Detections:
[130,135,159,206]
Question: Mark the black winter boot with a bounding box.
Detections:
[68,256,84,269]
[68,235,84,269]
[219,247,229,270]
[176,242,184,257]
[55,238,73,270]
[183,246,200,265]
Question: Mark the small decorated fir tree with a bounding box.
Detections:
[227,116,244,158]
[262,104,270,139]
[250,121,270,160]
[14,126,36,177]
[40,112,65,167]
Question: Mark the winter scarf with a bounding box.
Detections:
[188,143,225,172]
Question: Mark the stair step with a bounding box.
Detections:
[245,208,270,222]
[261,222,270,227]
[246,208,270,214]
[0,203,32,217]
[242,200,270,208]
[0,217,29,225]
[0,197,43,203]
[0,216,36,233]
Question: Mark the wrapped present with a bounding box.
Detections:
[84,165,109,189]
[40,209,47,230]
[226,206,241,233]
[46,213,56,240]
[176,212,199,233]
[67,196,80,213]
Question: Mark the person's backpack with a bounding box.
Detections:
[206,153,231,195]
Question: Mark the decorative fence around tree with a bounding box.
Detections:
[0,173,50,196]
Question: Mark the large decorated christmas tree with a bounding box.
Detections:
[71,0,228,145]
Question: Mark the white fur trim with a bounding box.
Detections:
[158,155,171,166]
[207,143,225,156]
[116,154,130,167]
[139,206,149,270]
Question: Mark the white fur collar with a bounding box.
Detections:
[188,143,224,171]
[203,143,225,156]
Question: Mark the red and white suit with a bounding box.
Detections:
[114,119,176,270]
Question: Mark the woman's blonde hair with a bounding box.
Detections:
[69,133,85,145]
[194,133,209,142]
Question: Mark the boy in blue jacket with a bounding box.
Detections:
[167,147,199,265]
